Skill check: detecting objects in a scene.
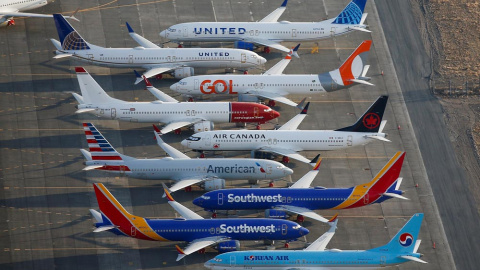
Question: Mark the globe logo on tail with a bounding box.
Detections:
[362,112,380,129]
[399,233,413,247]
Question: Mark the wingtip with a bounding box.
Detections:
[281,0,288,7]
[162,183,174,201]
[328,213,338,223]
[133,70,141,78]
[312,157,322,170]
[301,102,310,114]
[293,44,300,51]
[126,22,134,33]
[152,124,161,133]
[143,75,153,87]
[175,245,185,255]
[75,67,87,73]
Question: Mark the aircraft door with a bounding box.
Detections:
[266,165,272,174]
[230,255,236,267]
[87,54,94,63]
[292,29,297,37]
[111,108,116,119]
[249,30,254,36]
[330,27,336,37]
[254,107,259,117]
[273,139,278,145]
[347,135,353,146]
[172,56,176,62]
[281,224,287,235]
[363,193,369,205]
[183,26,188,37]
[218,193,224,205]
[204,134,211,146]
[255,30,259,36]
[131,226,136,237]
[194,79,199,90]
[380,256,386,266]
[241,53,246,63]
[167,56,171,62]
[128,55,133,63]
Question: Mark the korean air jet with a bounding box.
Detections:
[172,41,372,107]
[81,123,293,193]
[90,183,309,261]
[49,15,266,83]
[160,0,369,53]
[72,67,280,134]
[182,96,390,164]
[0,0,77,27]
[205,213,427,269]
[194,152,407,223]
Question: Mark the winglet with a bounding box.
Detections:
[291,44,300,58]
[143,75,153,87]
[153,124,161,133]
[328,213,338,223]
[301,102,310,114]
[312,157,322,170]
[75,67,87,73]
[133,70,142,79]
[296,97,307,110]
[162,183,174,200]
[281,0,288,7]
[126,22,134,33]
[309,154,320,165]
[175,245,185,255]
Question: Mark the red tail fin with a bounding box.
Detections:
[338,40,372,86]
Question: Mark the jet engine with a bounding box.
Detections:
[193,121,214,133]
[264,209,289,219]
[203,179,225,191]
[173,67,194,79]
[216,240,240,253]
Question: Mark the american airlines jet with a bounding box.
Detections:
[160,0,369,53]
[0,0,77,27]
[81,123,293,193]
[50,15,266,83]
[182,96,390,163]
[171,40,372,107]
[72,67,280,134]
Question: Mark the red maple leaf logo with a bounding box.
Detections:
[362,113,380,129]
[213,144,220,149]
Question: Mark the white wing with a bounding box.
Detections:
[259,147,311,164]
[304,219,338,250]
[276,205,329,223]
[134,67,174,84]
[290,166,321,188]
[176,236,230,261]
[126,22,160,48]
[259,0,288,22]
[154,131,190,159]
[160,120,202,134]
[244,38,290,53]
[255,91,297,107]
[165,178,205,194]
[264,44,299,75]
[0,12,78,20]
[163,183,204,220]
[277,102,309,130]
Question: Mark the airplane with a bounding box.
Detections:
[193,152,408,223]
[160,0,370,54]
[90,183,310,261]
[0,0,77,27]
[81,123,293,193]
[181,96,390,164]
[204,213,427,269]
[49,15,266,83]
[72,67,280,134]
[171,40,372,107]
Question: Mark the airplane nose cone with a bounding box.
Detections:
[204,260,214,269]
[170,83,177,91]
[159,30,166,38]
[284,167,293,175]
[300,227,309,236]
[181,139,187,147]
[192,197,203,206]
[260,56,267,65]
[272,110,280,119]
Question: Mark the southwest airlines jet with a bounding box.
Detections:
[193,152,407,223]
[205,213,427,269]
[90,183,309,261]
[73,67,279,134]
[49,15,266,83]
[0,0,77,27]
[160,0,369,53]
[182,96,389,163]
[81,123,293,193]
[172,40,372,107]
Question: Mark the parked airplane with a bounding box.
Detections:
[182,96,390,163]
[193,152,407,223]
[81,123,293,193]
[0,0,77,27]
[171,41,372,107]
[205,213,426,269]
[160,0,369,53]
[73,67,280,134]
[90,183,309,261]
[50,15,266,83]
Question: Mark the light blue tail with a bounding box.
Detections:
[53,14,90,50]
[332,0,367,24]
[369,213,424,254]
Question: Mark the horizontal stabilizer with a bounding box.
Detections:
[83,165,104,171]
[366,135,391,142]
[383,192,409,200]
[80,148,92,161]
[400,256,428,264]
[351,26,371,33]
[53,54,73,59]
[75,108,96,114]
[93,225,116,233]
[89,209,103,223]
[349,78,374,86]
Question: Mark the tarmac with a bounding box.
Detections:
[0,0,457,269]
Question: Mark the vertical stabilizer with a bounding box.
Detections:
[75,67,119,104]
[337,40,372,86]
[53,14,90,50]
[83,123,123,161]
[335,95,388,132]
[332,0,367,24]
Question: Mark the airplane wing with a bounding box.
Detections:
[244,38,290,53]
[136,71,178,102]
[304,219,338,250]
[289,157,321,188]
[175,236,230,261]
[0,11,78,20]
[126,22,160,48]
[264,44,300,75]
[255,91,297,107]
[153,126,190,159]
[135,67,174,84]
[259,0,288,22]
[160,120,202,134]
[277,102,309,130]
[163,184,204,220]
[275,205,329,223]
[259,147,311,164]
[165,178,205,194]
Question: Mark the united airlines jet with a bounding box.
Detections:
[160,0,369,53]
[205,213,427,269]
[81,123,293,193]
[90,183,309,261]
[171,40,372,107]
[0,0,77,27]
[50,15,266,83]
[193,152,407,223]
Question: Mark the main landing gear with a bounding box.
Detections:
[268,100,276,107]
[174,128,181,135]
[155,74,163,80]
[211,211,217,218]
[282,156,290,164]
[296,214,305,223]
[7,19,15,26]
[263,46,271,54]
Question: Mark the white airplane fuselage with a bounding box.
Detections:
[182,130,385,152]
[0,0,48,25]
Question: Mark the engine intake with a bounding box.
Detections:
[173,67,194,79]
[203,179,225,191]
[217,240,240,253]
[193,121,214,133]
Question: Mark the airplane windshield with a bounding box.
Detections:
[187,136,201,141]
[264,108,272,112]
[201,195,210,199]
[292,225,301,230]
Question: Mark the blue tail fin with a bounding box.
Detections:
[332,0,367,24]
[370,213,424,254]
[53,14,90,50]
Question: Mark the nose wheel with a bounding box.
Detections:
[268,181,274,187]
[7,19,15,26]
[199,152,205,158]
[256,124,261,130]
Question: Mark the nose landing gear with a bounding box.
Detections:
[7,19,15,26]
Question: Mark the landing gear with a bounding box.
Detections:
[268,100,276,107]
[282,156,290,164]
[263,46,271,54]
[296,215,305,223]
[199,152,205,158]
[174,128,181,135]
[198,248,206,254]
[243,70,248,75]
[187,97,194,102]
[177,43,183,48]
[256,124,261,130]
[269,181,274,188]
[7,19,15,26]
[184,186,192,192]
[284,242,290,248]
[155,74,163,80]
[211,212,217,218]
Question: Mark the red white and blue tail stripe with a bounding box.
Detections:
[83,123,122,161]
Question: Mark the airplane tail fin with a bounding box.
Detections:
[337,40,373,86]
[82,123,129,164]
[335,95,388,133]
[52,14,90,50]
[332,0,367,24]
[75,67,119,105]
[369,213,424,258]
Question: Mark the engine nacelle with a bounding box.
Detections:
[264,209,289,219]
[203,179,225,191]
[193,121,214,133]
[173,67,194,79]
[217,240,240,253]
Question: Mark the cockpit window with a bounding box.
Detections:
[179,81,187,85]
[214,258,222,262]
[187,136,201,141]
[200,195,210,199]
[251,55,257,58]
[264,108,272,112]
[167,28,176,32]
[293,225,301,230]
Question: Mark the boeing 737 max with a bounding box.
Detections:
[160,0,369,53]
